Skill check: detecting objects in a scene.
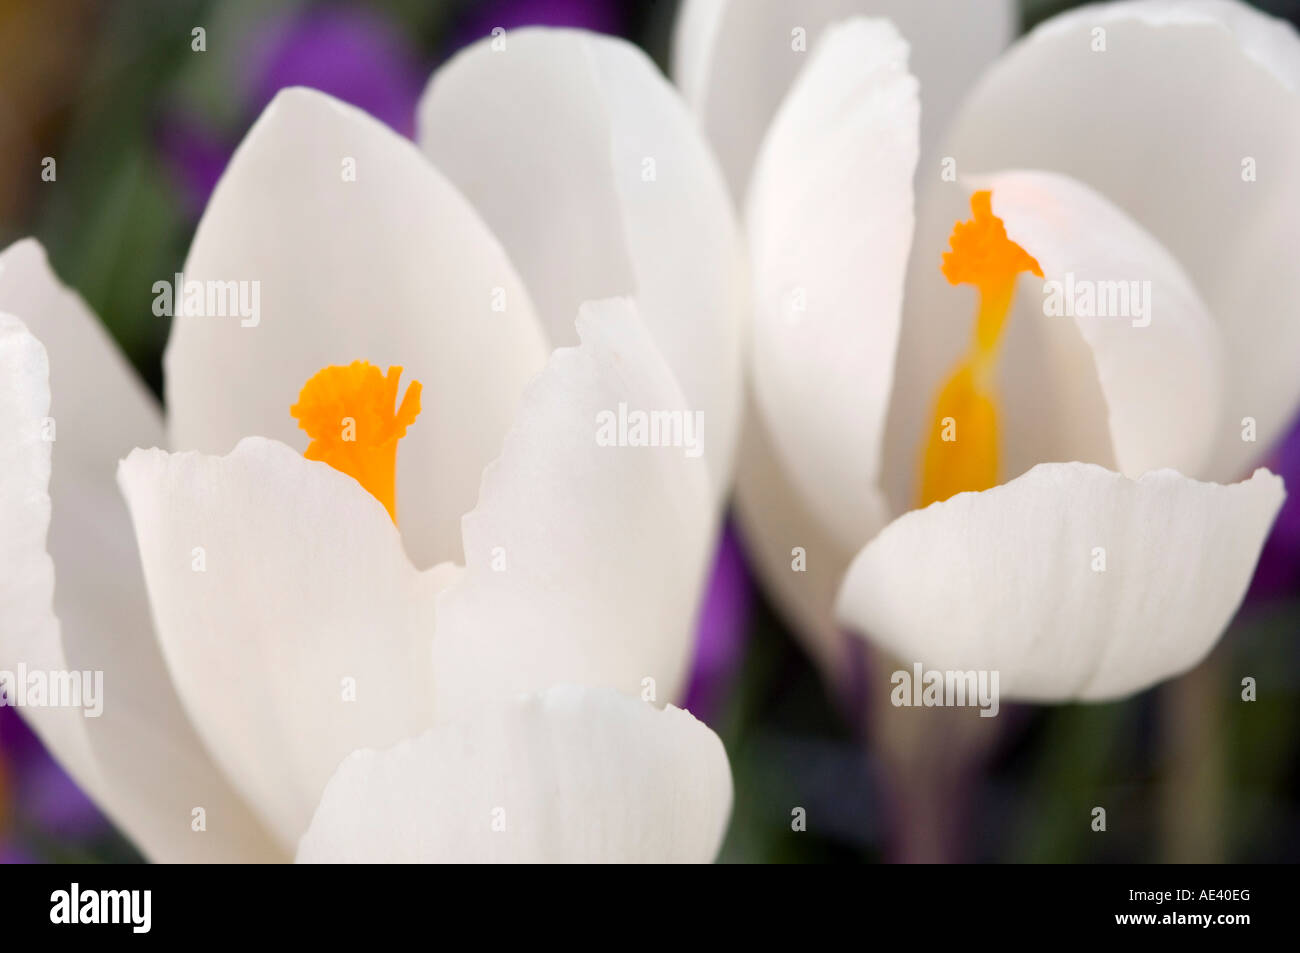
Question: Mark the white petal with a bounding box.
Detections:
[671,0,1015,200]
[0,249,279,862]
[0,316,96,793]
[732,396,856,680]
[981,171,1225,480]
[167,88,549,569]
[297,685,732,863]
[746,18,917,554]
[431,299,714,721]
[418,28,744,496]
[943,0,1300,481]
[117,437,455,852]
[0,240,167,694]
[835,462,1285,701]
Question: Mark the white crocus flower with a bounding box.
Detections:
[673,0,1016,202]
[675,0,1295,700]
[0,28,740,863]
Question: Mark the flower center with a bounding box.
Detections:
[917,191,1042,508]
[290,361,422,522]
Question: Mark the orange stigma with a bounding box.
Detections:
[290,361,421,522]
[918,191,1042,507]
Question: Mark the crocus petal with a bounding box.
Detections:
[297,685,732,863]
[117,437,457,852]
[431,299,713,720]
[0,249,278,862]
[167,87,549,570]
[979,171,1225,481]
[746,18,918,553]
[732,401,857,680]
[835,462,1285,701]
[0,240,165,679]
[418,28,744,496]
[943,0,1300,481]
[0,317,96,802]
[671,0,1015,200]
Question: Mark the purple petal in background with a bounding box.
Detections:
[1249,415,1300,600]
[22,755,104,838]
[450,0,624,50]
[0,705,105,859]
[684,521,754,724]
[249,6,428,137]
[156,115,230,217]
[160,5,428,213]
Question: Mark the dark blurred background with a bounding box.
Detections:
[1,0,1298,863]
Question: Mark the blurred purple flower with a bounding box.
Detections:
[0,846,38,864]
[0,705,105,861]
[155,117,229,217]
[1249,415,1300,600]
[160,5,427,213]
[248,7,428,137]
[449,0,624,50]
[684,521,754,724]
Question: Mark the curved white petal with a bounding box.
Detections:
[835,462,1285,701]
[297,685,732,863]
[167,87,549,570]
[117,437,455,852]
[0,316,97,797]
[671,0,1015,200]
[746,18,917,554]
[431,299,713,720]
[0,249,278,863]
[943,0,1300,481]
[418,28,744,497]
[0,240,168,703]
[979,170,1225,480]
[732,397,856,681]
